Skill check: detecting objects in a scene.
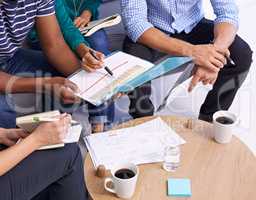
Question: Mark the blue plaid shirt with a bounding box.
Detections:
[121,0,239,42]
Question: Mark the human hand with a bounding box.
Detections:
[32,113,71,146]
[0,128,28,146]
[188,66,219,92]
[43,77,81,104]
[74,10,92,28]
[78,45,105,72]
[190,44,229,72]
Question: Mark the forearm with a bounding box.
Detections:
[138,27,193,57]
[42,39,81,76]
[0,72,41,93]
[0,135,40,176]
[36,15,81,77]
[213,22,237,48]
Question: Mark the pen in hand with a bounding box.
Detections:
[89,49,114,76]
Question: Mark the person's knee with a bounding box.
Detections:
[63,144,83,169]
[232,36,253,72]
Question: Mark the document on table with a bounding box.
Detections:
[84,118,186,169]
[69,51,154,106]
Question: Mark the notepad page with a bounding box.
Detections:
[69,52,154,105]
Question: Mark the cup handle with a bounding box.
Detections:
[104,178,116,194]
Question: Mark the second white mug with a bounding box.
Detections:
[213,110,239,144]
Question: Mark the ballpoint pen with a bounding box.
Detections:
[89,49,114,76]
[33,117,79,125]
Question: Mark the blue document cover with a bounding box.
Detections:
[116,56,192,93]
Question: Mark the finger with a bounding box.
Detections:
[202,79,210,85]
[61,87,76,100]
[95,51,105,61]
[62,95,81,104]
[81,64,96,72]
[215,47,230,58]
[188,75,200,92]
[74,18,81,27]
[81,57,100,71]
[7,130,21,140]
[3,138,16,147]
[213,52,227,66]
[210,78,217,85]
[15,129,29,138]
[80,20,88,28]
[64,80,79,93]
[74,18,83,28]
[205,62,220,73]
[210,57,224,69]
[84,53,103,66]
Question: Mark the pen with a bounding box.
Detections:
[89,49,114,76]
[33,117,79,125]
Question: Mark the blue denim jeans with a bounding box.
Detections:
[86,29,111,55]
[0,48,114,128]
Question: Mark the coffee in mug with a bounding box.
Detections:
[213,111,239,144]
[104,163,139,199]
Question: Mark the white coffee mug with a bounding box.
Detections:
[213,110,239,144]
[104,163,139,199]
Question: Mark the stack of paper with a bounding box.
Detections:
[84,118,186,169]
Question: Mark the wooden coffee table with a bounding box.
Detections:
[84,116,256,200]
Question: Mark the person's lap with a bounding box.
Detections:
[0,144,86,200]
[123,18,253,121]
[86,29,111,56]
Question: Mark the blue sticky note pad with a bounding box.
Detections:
[167,178,192,197]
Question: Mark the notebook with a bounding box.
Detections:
[69,51,192,106]
[79,14,121,37]
[167,178,192,197]
[16,111,82,150]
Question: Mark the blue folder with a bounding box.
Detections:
[115,56,192,93]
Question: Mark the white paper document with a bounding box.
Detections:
[69,51,154,105]
[84,118,186,169]
[63,124,82,143]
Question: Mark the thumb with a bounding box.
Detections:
[64,80,80,93]
[188,75,200,92]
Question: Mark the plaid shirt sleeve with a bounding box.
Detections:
[121,0,154,42]
[210,0,239,28]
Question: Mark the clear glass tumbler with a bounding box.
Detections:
[163,146,180,172]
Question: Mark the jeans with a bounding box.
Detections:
[0,48,114,128]
[86,29,111,55]
[123,19,253,122]
[0,144,87,200]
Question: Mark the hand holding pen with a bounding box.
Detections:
[80,47,105,72]
[89,49,114,76]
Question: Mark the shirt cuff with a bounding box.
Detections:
[214,17,239,29]
[71,39,90,52]
[127,21,154,42]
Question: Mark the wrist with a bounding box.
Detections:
[76,44,89,59]
[182,43,194,57]
[27,134,44,149]
[213,40,229,50]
